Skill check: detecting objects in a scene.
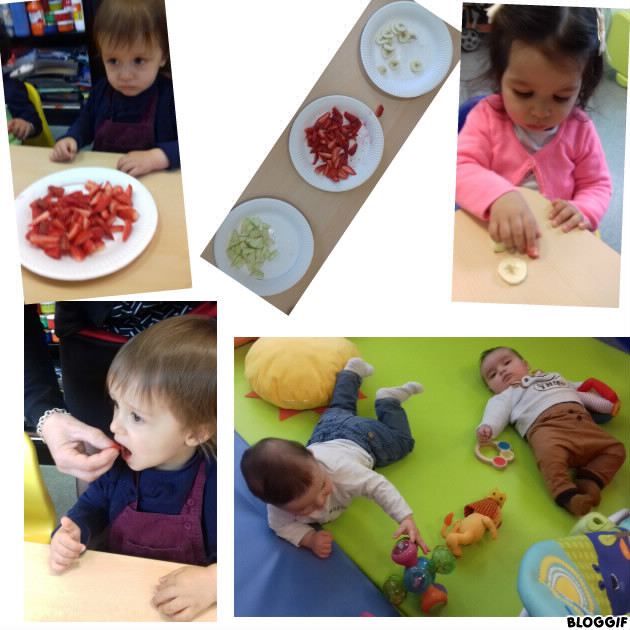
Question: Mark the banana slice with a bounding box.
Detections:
[389,59,400,70]
[377,65,387,74]
[498,257,528,285]
[493,241,506,253]
[410,59,422,72]
[382,47,394,59]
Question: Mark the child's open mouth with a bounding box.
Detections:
[113,441,132,460]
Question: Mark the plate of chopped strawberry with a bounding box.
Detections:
[288,95,384,192]
[16,167,158,281]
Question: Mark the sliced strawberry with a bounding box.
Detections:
[375,104,384,118]
[122,220,132,242]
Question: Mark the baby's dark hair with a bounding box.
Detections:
[241,438,315,506]
[93,0,170,73]
[487,5,604,109]
[479,346,524,367]
[0,20,11,67]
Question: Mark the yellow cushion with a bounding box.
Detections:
[245,337,360,409]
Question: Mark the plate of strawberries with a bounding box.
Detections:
[16,167,157,281]
[288,95,384,192]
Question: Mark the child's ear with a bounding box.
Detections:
[185,427,214,447]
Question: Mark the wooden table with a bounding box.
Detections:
[24,542,216,622]
[452,188,621,307]
[11,145,192,304]
[202,0,460,314]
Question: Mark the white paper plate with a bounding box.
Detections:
[213,198,314,296]
[288,95,384,192]
[17,167,158,281]
[360,1,453,98]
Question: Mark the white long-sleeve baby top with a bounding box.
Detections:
[479,372,583,439]
[267,439,412,547]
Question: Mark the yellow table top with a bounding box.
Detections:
[11,145,192,303]
[452,187,621,308]
[24,541,216,622]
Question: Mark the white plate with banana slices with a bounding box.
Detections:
[360,1,452,98]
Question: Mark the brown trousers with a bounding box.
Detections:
[526,402,626,502]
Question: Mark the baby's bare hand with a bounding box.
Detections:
[49,516,85,574]
[549,199,591,232]
[489,192,540,257]
[51,138,77,163]
[311,530,333,558]
[477,425,493,444]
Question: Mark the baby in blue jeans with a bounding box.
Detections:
[241,357,429,559]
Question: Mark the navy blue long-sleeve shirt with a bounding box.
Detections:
[62,73,180,169]
[63,450,217,564]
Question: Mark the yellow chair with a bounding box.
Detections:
[22,81,55,148]
[606,10,629,88]
[24,432,57,544]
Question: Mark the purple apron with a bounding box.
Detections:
[108,460,207,566]
[93,85,158,154]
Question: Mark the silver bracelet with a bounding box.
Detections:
[36,408,69,443]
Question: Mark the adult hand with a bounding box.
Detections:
[394,515,430,554]
[152,564,217,621]
[7,117,33,140]
[49,516,85,573]
[41,412,118,482]
[117,148,169,177]
[548,199,592,232]
[50,137,78,162]
[489,191,540,258]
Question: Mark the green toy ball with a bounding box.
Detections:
[383,574,407,605]
[430,545,456,575]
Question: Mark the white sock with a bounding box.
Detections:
[344,357,374,378]
[375,382,424,402]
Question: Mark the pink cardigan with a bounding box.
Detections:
[456,94,612,229]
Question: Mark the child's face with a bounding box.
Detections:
[481,348,531,394]
[501,40,583,131]
[109,383,200,471]
[281,456,334,517]
[99,36,166,97]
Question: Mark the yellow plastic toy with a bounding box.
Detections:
[24,433,57,544]
[606,10,629,88]
[22,81,56,148]
[440,489,506,558]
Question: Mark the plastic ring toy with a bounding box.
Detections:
[474,440,515,470]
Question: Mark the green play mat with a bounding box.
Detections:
[234,338,629,617]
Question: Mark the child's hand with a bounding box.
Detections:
[152,564,217,621]
[51,137,78,162]
[300,529,334,558]
[548,199,592,232]
[49,516,85,574]
[117,148,169,177]
[476,425,493,444]
[7,117,33,140]
[394,515,430,554]
[489,191,541,258]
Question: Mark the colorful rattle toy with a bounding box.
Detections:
[576,378,621,424]
[474,440,515,470]
[384,539,456,615]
